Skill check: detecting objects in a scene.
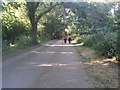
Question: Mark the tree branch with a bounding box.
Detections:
[36,3,59,23]
[34,2,40,12]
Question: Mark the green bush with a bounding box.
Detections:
[74,36,83,43]
[84,32,117,58]
[84,33,105,47]
[2,20,28,44]
[73,34,91,44]
[15,35,33,49]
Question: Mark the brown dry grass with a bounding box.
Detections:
[75,46,119,88]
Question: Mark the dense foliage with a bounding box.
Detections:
[44,15,65,39]
[1,1,120,61]
[2,2,30,44]
[62,2,119,60]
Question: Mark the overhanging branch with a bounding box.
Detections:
[36,3,59,23]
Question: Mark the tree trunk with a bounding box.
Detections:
[31,21,38,44]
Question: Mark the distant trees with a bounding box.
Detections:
[43,4,66,39]
[61,2,119,59]
[44,15,65,39]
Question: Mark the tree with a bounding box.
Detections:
[26,2,59,44]
[2,2,29,44]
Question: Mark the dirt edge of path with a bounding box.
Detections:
[75,45,119,88]
[3,40,58,61]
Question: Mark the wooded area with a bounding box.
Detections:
[1,1,120,61]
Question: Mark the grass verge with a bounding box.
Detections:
[2,38,50,60]
[75,46,119,88]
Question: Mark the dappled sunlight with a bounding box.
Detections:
[27,62,38,65]
[60,52,74,54]
[37,64,53,67]
[32,51,40,54]
[73,43,84,46]
[58,63,67,66]
[65,66,76,70]
[35,63,68,67]
[27,62,68,67]
[45,42,84,47]
[16,62,73,69]
[30,63,77,70]
[83,57,118,66]
[102,57,118,64]
[103,63,109,66]
[10,43,17,48]
[82,56,119,88]
[26,62,80,69]
[84,60,103,65]
[45,44,75,47]
[31,51,75,54]
[32,51,55,54]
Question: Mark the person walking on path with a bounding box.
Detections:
[68,34,72,43]
[63,32,68,43]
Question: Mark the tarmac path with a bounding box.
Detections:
[2,40,93,88]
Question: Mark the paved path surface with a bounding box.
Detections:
[3,40,93,88]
